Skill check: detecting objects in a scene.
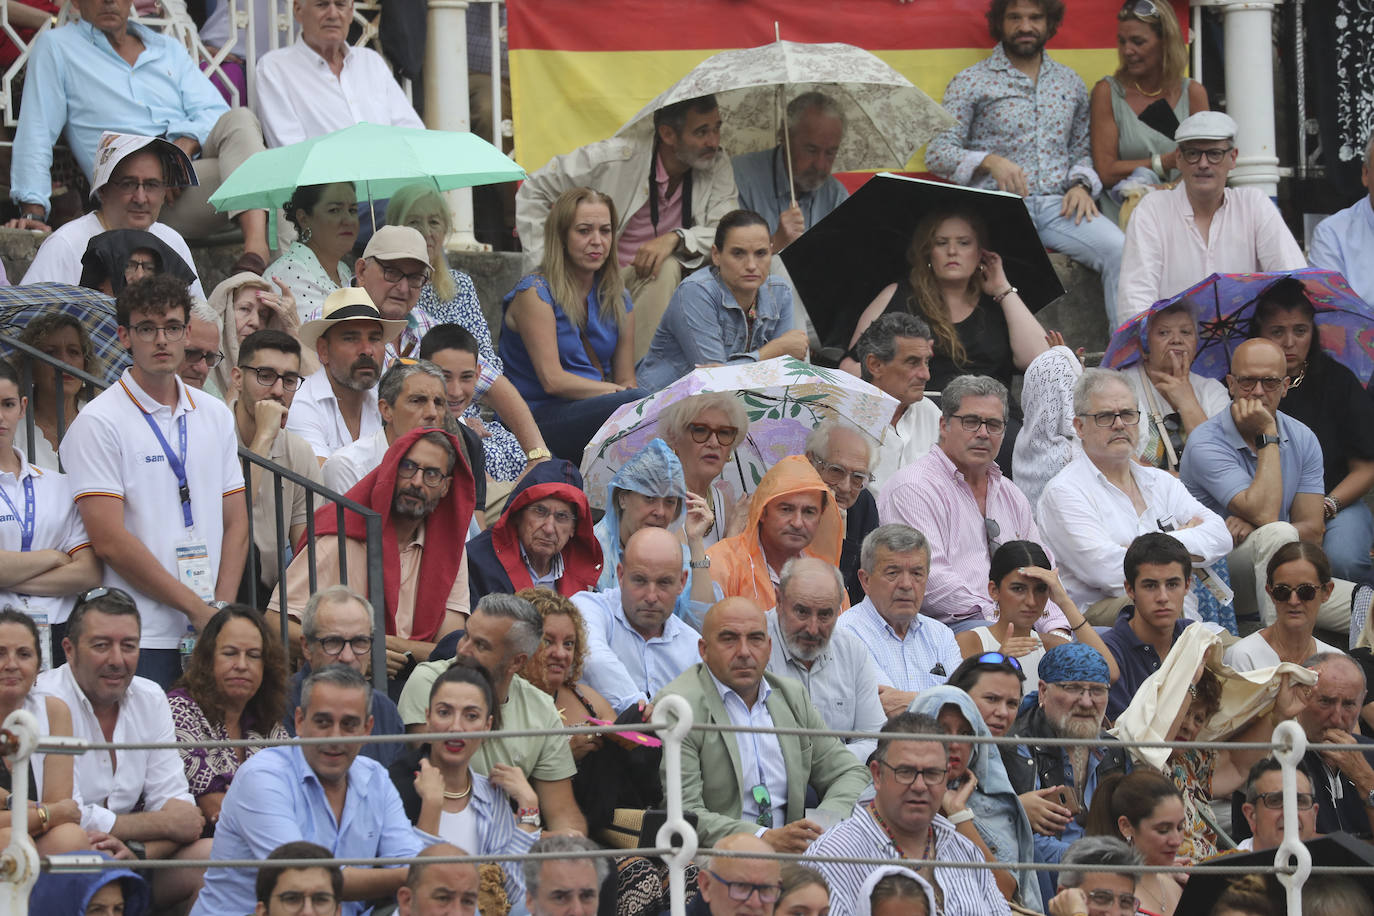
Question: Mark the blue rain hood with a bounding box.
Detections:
[593,438,688,590]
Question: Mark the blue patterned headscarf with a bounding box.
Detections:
[592,438,688,590]
[1039,642,1110,685]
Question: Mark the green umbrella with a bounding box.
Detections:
[207,122,526,213]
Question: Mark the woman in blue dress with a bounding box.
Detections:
[499,187,646,460]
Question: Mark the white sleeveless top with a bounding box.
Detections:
[970,627,1044,693]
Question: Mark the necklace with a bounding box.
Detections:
[1289,362,1306,388]
[1133,81,1164,98]
[442,778,473,801]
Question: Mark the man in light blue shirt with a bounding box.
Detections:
[1180,339,1350,630]
[732,92,849,254]
[573,527,705,712]
[835,524,962,718]
[10,0,270,263]
[766,557,884,763]
[1310,134,1374,306]
[192,665,430,916]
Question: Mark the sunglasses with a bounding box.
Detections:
[975,651,1023,673]
[751,784,773,828]
[1120,0,1160,20]
[1271,583,1321,602]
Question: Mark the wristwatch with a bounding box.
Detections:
[1254,433,1280,451]
[689,556,711,570]
[525,447,552,462]
[1365,789,1374,810]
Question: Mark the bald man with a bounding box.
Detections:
[653,598,870,852]
[397,843,480,916]
[573,527,703,712]
[697,833,783,916]
[1181,338,1352,632]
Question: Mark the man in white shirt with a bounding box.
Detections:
[1118,112,1306,320]
[61,275,248,686]
[231,329,324,594]
[253,0,424,148]
[766,557,884,763]
[322,359,446,493]
[1037,368,1230,620]
[1310,133,1374,306]
[287,288,407,460]
[177,301,226,397]
[572,527,701,713]
[36,589,206,907]
[20,133,206,298]
[835,524,963,716]
[854,313,940,495]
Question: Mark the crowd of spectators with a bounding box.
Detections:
[4,0,1374,914]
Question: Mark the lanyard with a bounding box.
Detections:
[0,475,35,551]
[138,409,193,528]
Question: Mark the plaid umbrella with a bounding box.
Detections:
[580,356,896,509]
[1102,268,1374,384]
[0,283,129,385]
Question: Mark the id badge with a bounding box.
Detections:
[176,540,215,603]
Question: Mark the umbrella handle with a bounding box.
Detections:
[774,24,798,210]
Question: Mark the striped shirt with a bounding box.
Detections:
[834,597,963,694]
[805,805,1010,916]
[877,446,1069,632]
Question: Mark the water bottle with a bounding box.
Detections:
[32,613,51,672]
[178,626,197,671]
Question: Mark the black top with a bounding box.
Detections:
[1278,351,1374,493]
[842,488,880,606]
[883,278,1014,394]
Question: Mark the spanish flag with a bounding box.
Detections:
[508,0,1193,176]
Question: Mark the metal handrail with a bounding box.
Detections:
[0,330,387,691]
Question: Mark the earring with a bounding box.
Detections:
[300,226,313,244]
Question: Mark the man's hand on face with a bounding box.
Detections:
[1319,727,1374,788]
[251,398,290,447]
[1230,397,1277,441]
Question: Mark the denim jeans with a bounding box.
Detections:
[1024,195,1126,324]
[532,388,648,461]
[1325,500,1374,587]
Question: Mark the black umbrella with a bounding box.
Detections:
[780,172,1065,349]
[1176,831,1374,911]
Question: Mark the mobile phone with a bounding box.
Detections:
[1057,786,1082,816]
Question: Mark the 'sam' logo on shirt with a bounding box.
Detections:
[144,454,167,464]
[0,514,14,524]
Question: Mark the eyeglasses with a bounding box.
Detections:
[1180,146,1234,165]
[397,458,449,486]
[705,870,783,904]
[1078,409,1141,427]
[1119,0,1159,20]
[950,413,1006,434]
[129,322,187,341]
[1253,790,1315,810]
[975,651,1023,673]
[810,455,871,489]
[372,259,432,287]
[311,635,374,656]
[1231,375,1285,392]
[751,784,773,828]
[183,348,224,368]
[526,503,577,526]
[876,759,949,787]
[1271,583,1321,602]
[1053,683,1110,701]
[272,890,339,914]
[687,423,738,446]
[108,177,167,195]
[124,258,158,275]
[1084,889,1142,912]
[240,365,306,391]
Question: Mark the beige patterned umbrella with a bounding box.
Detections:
[615,39,954,173]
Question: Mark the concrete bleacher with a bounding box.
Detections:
[0,227,1113,356]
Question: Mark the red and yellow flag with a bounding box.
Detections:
[508,0,1192,175]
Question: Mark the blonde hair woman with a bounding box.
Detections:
[499,187,645,460]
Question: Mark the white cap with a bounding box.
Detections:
[90,132,198,199]
[1174,111,1238,144]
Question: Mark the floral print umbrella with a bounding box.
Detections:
[580,357,898,510]
[615,40,954,172]
[1102,268,1374,384]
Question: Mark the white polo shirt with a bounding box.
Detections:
[60,370,244,648]
[0,446,91,624]
[321,427,389,494]
[35,663,194,832]
[285,368,383,460]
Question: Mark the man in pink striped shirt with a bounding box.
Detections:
[876,375,1070,636]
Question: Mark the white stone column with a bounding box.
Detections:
[1195,0,1282,196]
[424,0,483,250]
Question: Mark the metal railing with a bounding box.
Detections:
[1,331,388,691]
[0,702,1330,916]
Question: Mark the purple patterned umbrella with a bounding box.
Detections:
[1102,268,1374,384]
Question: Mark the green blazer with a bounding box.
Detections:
[653,664,872,845]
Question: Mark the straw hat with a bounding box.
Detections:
[298,288,408,349]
